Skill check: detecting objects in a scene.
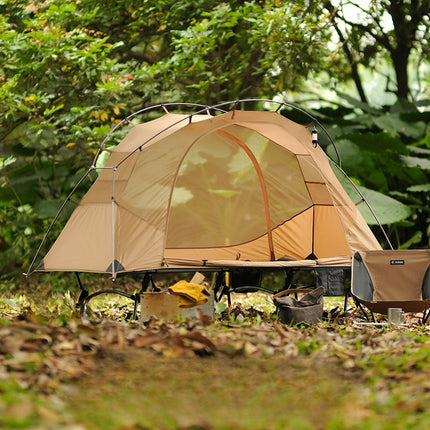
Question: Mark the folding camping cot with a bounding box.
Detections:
[25,99,389,317]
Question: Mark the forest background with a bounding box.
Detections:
[0,0,430,289]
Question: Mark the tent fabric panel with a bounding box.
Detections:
[239,122,309,154]
[118,137,188,229]
[81,154,137,204]
[297,155,326,183]
[239,128,312,227]
[221,111,313,154]
[302,142,382,253]
[313,206,351,258]
[164,207,315,262]
[41,205,113,272]
[114,207,165,272]
[344,215,382,252]
[113,113,211,153]
[117,119,220,225]
[166,123,312,248]
[271,208,314,259]
[306,147,359,211]
[80,180,127,205]
[166,135,267,248]
[306,183,333,205]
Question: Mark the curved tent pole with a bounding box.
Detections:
[26,98,389,277]
[206,98,343,166]
[25,103,227,276]
[24,166,95,276]
[92,102,228,167]
[331,161,394,250]
[211,99,393,247]
[216,129,276,260]
[94,99,342,169]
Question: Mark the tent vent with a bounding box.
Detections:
[106,260,125,273]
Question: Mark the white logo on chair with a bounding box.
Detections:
[390,260,405,265]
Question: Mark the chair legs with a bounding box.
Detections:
[350,294,376,322]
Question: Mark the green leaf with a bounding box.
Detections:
[354,187,411,225]
[408,146,430,156]
[345,132,407,154]
[0,156,16,170]
[372,114,416,137]
[44,103,64,117]
[208,189,239,198]
[335,170,411,225]
[401,156,430,171]
[33,200,61,218]
[334,92,380,114]
[399,231,423,250]
[407,184,430,193]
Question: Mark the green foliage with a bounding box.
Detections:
[336,175,412,226]
[319,1,430,101]
[0,0,139,277]
[319,96,430,248]
[150,1,330,104]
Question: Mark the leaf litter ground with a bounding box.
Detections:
[2,291,430,429]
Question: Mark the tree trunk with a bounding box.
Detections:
[388,0,413,99]
[324,1,368,103]
[392,47,410,99]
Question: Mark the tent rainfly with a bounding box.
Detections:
[31,102,382,279]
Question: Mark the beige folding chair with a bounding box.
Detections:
[351,249,430,323]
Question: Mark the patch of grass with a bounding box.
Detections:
[0,380,40,429]
[297,337,323,354]
[63,352,359,430]
[61,347,430,430]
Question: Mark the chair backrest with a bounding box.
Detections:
[352,249,430,314]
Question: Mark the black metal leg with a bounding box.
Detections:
[140,273,159,293]
[283,269,295,290]
[75,272,89,315]
[352,295,374,322]
[212,271,232,306]
[213,271,225,301]
[422,309,430,325]
[344,289,350,312]
[131,293,140,321]
[75,270,142,320]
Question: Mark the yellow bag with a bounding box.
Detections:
[168,280,210,308]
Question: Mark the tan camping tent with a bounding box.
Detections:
[37,108,381,276]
